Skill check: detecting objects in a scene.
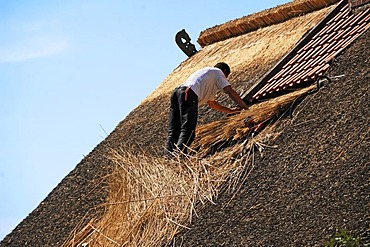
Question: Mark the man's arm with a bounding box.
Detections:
[222,85,249,110]
[207,100,240,114]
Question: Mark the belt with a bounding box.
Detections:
[176,86,192,101]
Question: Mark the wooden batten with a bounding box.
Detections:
[197,0,340,47]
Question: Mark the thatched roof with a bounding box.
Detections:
[1,1,368,246]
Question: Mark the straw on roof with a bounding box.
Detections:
[1,2,349,246]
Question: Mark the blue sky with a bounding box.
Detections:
[0,0,288,240]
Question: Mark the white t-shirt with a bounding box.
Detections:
[182,67,230,105]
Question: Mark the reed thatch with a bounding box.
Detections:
[0,2,352,247]
[197,0,340,47]
[61,7,335,246]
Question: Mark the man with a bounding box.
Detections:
[165,62,249,154]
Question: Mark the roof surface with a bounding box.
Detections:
[243,1,370,102]
[1,1,368,246]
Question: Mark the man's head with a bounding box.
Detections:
[214,62,231,78]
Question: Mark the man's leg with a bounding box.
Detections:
[177,89,198,153]
[166,89,181,153]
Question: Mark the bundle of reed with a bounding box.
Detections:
[198,0,339,47]
[194,84,316,156]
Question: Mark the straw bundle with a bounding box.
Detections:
[194,84,316,156]
[198,0,339,47]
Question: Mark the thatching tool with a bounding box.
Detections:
[243,116,256,128]
[289,75,332,118]
[243,116,270,138]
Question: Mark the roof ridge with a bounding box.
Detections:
[197,0,340,47]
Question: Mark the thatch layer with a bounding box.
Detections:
[59,10,335,243]
[0,4,346,247]
[197,0,340,47]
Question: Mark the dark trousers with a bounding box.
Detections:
[166,86,198,153]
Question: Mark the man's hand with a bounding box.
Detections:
[228,107,243,115]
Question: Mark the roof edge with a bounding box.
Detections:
[197,0,340,47]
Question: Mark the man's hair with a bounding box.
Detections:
[214,62,231,76]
